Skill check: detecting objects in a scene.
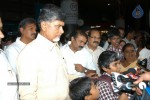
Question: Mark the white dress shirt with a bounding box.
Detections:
[5,37,26,72]
[61,43,80,76]
[17,34,69,100]
[61,44,96,77]
[85,44,105,76]
[123,38,137,48]
[138,47,150,70]
[0,49,18,100]
[138,47,150,59]
[74,48,96,76]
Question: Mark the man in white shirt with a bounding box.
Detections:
[123,28,136,48]
[85,28,105,76]
[138,39,150,70]
[5,18,37,72]
[17,4,69,100]
[0,16,18,100]
[61,30,96,79]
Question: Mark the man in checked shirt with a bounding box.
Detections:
[96,51,131,100]
[107,28,123,60]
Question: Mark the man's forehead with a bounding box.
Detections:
[25,23,36,27]
[49,20,64,26]
[111,36,120,39]
[77,34,86,39]
[0,18,2,28]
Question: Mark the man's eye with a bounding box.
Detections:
[55,25,60,28]
[30,28,33,30]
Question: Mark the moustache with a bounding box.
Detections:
[93,41,99,44]
[31,33,37,36]
[79,46,83,49]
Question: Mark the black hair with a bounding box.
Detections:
[107,28,120,39]
[120,39,126,44]
[69,77,92,100]
[18,18,36,36]
[146,36,150,50]
[117,27,125,31]
[122,43,135,52]
[125,28,135,37]
[19,18,36,29]
[88,28,100,37]
[38,4,66,29]
[80,26,91,33]
[70,29,88,40]
[98,51,119,74]
[137,40,146,49]
[126,28,135,34]
[99,33,108,47]
[117,27,125,38]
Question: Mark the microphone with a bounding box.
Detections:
[122,68,139,79]
[122,68,136,75]
[111,72,150,93]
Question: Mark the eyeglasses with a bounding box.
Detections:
[89,36,101,40]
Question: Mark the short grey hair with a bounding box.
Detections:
[38,4,66,29]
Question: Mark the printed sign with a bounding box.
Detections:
[132,5,144,19]
[61,0,78,24]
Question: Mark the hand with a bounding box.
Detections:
[86,72,98,79]
[134,72,150,84]
[75,64,85,72]
[118,93,128,100]
[85,70,96,75]
[132,87,143,95]
[135,88,143,95]
[132,72,150,95]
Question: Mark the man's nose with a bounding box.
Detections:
[0,31,4,38]
[60,27,64,34]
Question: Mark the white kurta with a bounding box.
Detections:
[0,49,18,100]
[61,44,96,77]
[138,47,150,59]
[17,34,69,100]
[5,37,26,72]
[85,45,105,76]
[74,48,96,75]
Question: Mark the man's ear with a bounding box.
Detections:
[102,67,108,72]
[19,27,24,35]
[71,36,75,41]
[108,38,110,42]
[84,95,90,100]
[40,22,47,31]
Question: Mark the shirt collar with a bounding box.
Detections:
[103,72,111,77]
[85,44,98,52]
[36,34,57,51]
[16,37,26,47]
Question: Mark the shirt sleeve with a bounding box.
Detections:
[97,81,119,100]
[0,51,18,100]
[17,51,38,100]
[5,46,18,72]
